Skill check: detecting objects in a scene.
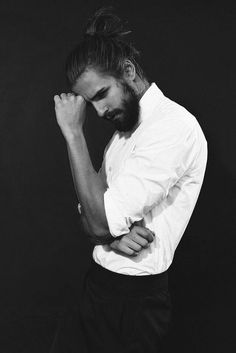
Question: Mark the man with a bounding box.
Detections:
[54,7,207,353]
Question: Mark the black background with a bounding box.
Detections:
[0,0,235,352]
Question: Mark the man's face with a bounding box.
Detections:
[72,68,140,132]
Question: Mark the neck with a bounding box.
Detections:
[135,77,150,100]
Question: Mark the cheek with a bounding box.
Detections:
[108,88,124,109]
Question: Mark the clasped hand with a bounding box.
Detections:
[110,222,155,256]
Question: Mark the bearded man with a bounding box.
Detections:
[54,7,207,353]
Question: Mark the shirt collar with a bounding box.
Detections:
[118,83,164,138]
[139,82,164,124]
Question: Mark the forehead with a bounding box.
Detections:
[73,69,118,98]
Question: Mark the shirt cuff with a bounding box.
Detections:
[104,189,131,237]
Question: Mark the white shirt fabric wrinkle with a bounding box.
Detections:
[91,83,208,275]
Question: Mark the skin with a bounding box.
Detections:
[54,61,154,256]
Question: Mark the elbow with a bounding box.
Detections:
[90,223,114,245]
[88,214,111,238]
[91,224,111,239]
[80,216,113,244]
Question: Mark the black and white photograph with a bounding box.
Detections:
[0,1,235,352]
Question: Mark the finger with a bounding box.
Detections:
[139,226,155,239]
[110,241,117,251]
[67,93,76,101]
[54,95,61,104]
[129,234,149,248]
[110,241,134,256]
[69,94,75,101]
[123,238,142,252]
[122,233,148,248]
[76,95,85,104]
[135,227,154,242]
[119,243,137,256]
[60,93,67,101]
[132,226,154,242]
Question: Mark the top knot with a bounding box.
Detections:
[65,6,146,86]
[84,7,131,40]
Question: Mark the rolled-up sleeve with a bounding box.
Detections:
[104,119,199,237]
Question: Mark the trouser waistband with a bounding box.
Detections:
[86,259,169,297]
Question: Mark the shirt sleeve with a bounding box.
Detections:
[104,118,200,237]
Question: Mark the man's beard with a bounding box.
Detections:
[104,81,140,132]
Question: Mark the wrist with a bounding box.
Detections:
[64,128,84,143]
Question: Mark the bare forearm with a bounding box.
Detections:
[66,131,110,237]
[54,93,111,240]
[79,213,113,244]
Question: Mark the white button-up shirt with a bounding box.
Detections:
[92,83,208,275]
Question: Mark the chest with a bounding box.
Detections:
[103,134,137,184]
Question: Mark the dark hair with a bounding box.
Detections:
[65,7,146,86]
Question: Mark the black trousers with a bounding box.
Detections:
[79,260,172,353]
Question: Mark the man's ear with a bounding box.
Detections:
[123,60,136,81]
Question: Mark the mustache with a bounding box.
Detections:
[105,109,123,120]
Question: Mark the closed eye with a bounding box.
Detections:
[92,88,108,102]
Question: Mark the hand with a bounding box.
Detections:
[54,93,86,140]
[109,224,155,257]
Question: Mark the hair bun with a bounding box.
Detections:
[84,7,131,40]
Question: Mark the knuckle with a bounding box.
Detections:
[77,95,84,102]
[136,244,142,251]
[142,234,148,241]
[149,233,154,241]
[147,233,153,240]
[143,239,148,246]
[122,238,128,246]
[110,241,118,250]
[132,251,138,257]
[122,246,129,255]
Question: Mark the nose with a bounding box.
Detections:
[93,102,108,117]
